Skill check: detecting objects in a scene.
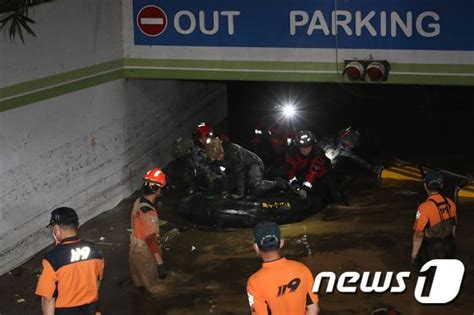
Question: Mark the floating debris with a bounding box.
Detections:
[97,242,114,245]
[162,228,180,244]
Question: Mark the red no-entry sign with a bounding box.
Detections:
[137,5,168,37]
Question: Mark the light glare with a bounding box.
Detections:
[283,104,296,118]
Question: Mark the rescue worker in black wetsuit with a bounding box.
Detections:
[172,137,225,194]
[286,130,344,203]
[411,171,457,268]
[319,127,382,176]
[205,137,288,198]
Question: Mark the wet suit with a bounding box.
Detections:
[285,144,343,203]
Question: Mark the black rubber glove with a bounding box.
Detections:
[157,263,167,279]
[290,182,301,193]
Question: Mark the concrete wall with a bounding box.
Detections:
[0,0,228,274]
[0,0,123,87]
[0,79,226,275]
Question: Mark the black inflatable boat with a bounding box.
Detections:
[177,190,326,228]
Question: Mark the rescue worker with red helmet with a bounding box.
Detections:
[411,170,457,268]
[172,137,225,194]
[129,168,167,293]
[193,121,230,148]
[193,122,214,147]
[286,130,343,202]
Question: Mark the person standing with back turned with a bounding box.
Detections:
[411,170,457,267]
[246,222,319,315]
[35,207,104,315]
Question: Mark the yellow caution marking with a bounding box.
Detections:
[261,202,291,209]
[381,166,423,181]
[458,182,474,198]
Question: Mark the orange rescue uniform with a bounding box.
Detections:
[129,197,162,292]
[413,193,457,234]
[35,236,104,310]
[413,193,457,263]
[247,257,318,315]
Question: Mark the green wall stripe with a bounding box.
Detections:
[1,57,473,113]
[125,58,474,74]
[390,63,474,74]
[0,70,123,113]
[387,74,474,86]
[123,68,474,86]
[123,58,338,71]
[0,59,123,99]
[124,68,340,82]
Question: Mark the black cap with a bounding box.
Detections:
[424,170,444,191]
[254,221,281,251]
[47,207,79,227]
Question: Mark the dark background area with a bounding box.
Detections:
[227,82,474,173]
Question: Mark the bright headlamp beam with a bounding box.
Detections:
[282,104,296,118]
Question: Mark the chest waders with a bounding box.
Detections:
[130,199,160,250]
[129,198,163,293]
[420,196,456,264]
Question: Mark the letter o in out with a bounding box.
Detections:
[174,10,196,34]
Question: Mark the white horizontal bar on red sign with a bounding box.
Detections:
[140,18,164,25]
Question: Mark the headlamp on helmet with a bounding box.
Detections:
[295,130,315,148]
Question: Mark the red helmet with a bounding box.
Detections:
[144,168,167,187]
[192,122,213,140]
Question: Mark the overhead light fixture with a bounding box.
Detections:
[282,103,296,118]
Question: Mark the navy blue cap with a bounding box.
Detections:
[48,207,79,227]
[424,170,444,191]
[254,221,281,251]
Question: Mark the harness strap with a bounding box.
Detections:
[427,197,452,222]
[131,199,156,230]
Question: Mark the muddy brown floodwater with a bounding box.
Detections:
[0,174,473,315]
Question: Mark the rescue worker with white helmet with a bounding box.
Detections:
[286,130,344,203]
